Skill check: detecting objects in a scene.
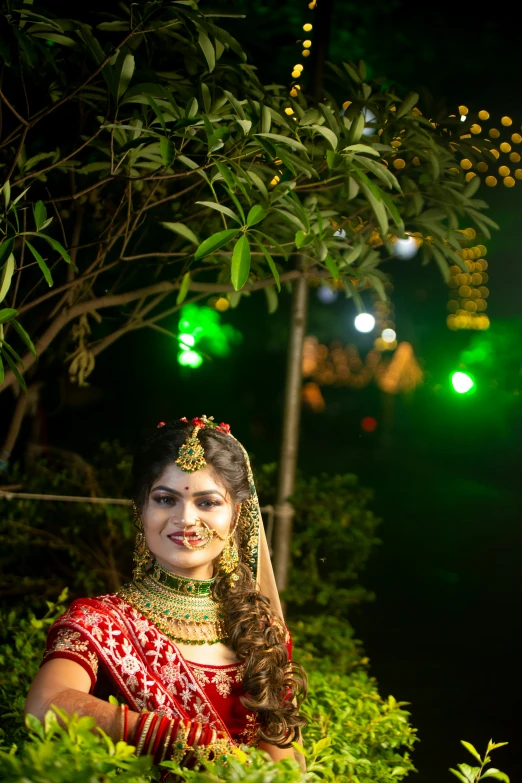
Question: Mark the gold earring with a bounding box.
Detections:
[219,532,239,578]
[132,506,150,580]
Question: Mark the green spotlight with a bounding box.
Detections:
[179,333,195,347]
[451,371,475,394]
[178,350,203,368]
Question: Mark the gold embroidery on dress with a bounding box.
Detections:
[45,628,99,677]
[187,662,245,698]
[238,713,259,746]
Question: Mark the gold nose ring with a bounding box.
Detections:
[182,517,214,550]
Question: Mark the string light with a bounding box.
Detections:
[354,313,376,333]
[446,240,490,331]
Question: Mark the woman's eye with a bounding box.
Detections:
[198,499,219,509]
[154,496,176,505]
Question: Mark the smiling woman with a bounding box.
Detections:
[24,417,307,770]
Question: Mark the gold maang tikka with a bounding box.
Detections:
[175,419,211,473]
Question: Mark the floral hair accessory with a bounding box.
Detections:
[157,421,166,428]
[216,422,231,434]
[180,417,188,423]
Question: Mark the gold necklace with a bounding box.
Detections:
[118,560,228,646]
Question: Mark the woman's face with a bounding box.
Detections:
[140,461,237,579]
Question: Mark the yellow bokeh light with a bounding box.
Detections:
[303,39,312,47]
[515,169,522,180]
[498,165,510,176]
[284,107,294,115]
[290,88,298,97]
[511,133,522,144]
[447,300,459,312]
[490,149,500,159]
[412,156,420,166]
[342,100,352,110]
[470,124,481,134]
[465,171,476,182]
[291,69,301,78]
[477,161,488,172]
[458,105,469,115]
[294,63,304,71]
[302,49,311,56]
[270,175,280,186]
[509,152,521,162]
[478,110,490,120]
[504,176,515,187]
[459,285,471,297]
[460,158,472,169]
[476,245,487,256]
[501,116,513,126]
[489,128,500,138]
[485,176,497,187]
[393,158,406,169]
[500,142,511,153]
[303,23,313,31]
[215,297,230,312]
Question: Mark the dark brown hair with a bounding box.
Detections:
[131,420,307,746]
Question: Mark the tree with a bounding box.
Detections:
[0,2,499,583]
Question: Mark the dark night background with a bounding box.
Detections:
[5,0,522,779]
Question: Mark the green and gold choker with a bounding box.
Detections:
[118,561,228,646]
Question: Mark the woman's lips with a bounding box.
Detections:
[167,533,208,548]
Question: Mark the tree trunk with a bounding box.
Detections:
[272,265,309,593]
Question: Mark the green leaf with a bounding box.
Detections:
[25,240,53,286]
[311,124,338,150]
[256,133,307,153]
[344,61,362,83]
[161,222,199,245]
[194,229,238,261]
[380,191,405,234]
[273,208,306,232]
[32,234,72,266]
[222,89,245,120]
[117,53,135,100]
[246,205,267,227]
[325,255,340,280]
[11,319,37,358]
[295,230,314,249]
[195,201,241,224]
[33,200,47,231]
[0,253,15,303]
[449,771,468,783]
[176,272,191,305]
[1,180,10,208]
[255,240,280,291]
[0,354,3,385]
[231,234,251,290]
[198,30,215,73]
[261,105,271,134]
[0,238,14,266]
[464,174,481,198]
[0,307,18,324]
[343,143,380,157]
[461,741,483,764]
[348,113,365,144]
[160,137,175,167]
[396,91,420,119]
[254,231,288,261]
[1,344,26,392]
[480,770,510,781]
[145,94,167,132]
[432,247,451,283]
[360,184,389,234]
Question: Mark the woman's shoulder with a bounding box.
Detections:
[52,593,126,627]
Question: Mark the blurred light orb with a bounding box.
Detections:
[178,350,203,368]
[334,228,347,238]
[382,328,397,343]
[361,107,377,136]
[317,285,338,304]
[361,416,378,432]
[354,313,376,333]
[179,333,195,347]
[451,371,475,394]
[393,235,419,259]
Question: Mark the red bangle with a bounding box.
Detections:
[152,716,171,762]
[133,711,148,745]
[144,714,160,756]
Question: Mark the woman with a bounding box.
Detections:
[25,416,307,768]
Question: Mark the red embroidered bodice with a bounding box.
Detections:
[42,594,291,747]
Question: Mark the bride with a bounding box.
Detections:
[25,416,307,767]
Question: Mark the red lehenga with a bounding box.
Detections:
[43,593,291,747]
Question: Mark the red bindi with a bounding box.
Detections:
[184,487,189,490]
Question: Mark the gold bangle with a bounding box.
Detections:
[159,719,175,764]
[170,720,190,763]
[118,704,125,743]
[146,715,161,757]
[136,713,154,757]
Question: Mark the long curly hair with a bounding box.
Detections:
[131,420,307,747]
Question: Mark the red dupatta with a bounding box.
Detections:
[49,593,233,741]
